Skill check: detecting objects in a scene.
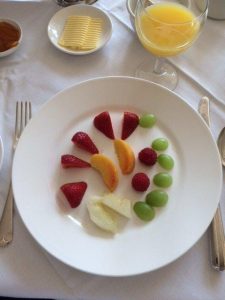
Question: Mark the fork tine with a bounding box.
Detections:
[25,101,32,125]
[25,102,28,126]
[28,101,32,119]
[15,102,20,137]
[20,102,25,137]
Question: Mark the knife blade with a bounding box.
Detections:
[198,96,225,271]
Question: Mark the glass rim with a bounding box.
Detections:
[138,0,209,25]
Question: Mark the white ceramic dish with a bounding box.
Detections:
[0,136,3,170]
[0,18,22,58]
[47,4,112,55]
[12,77,222,277]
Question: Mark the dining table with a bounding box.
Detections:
[0,0,225,299]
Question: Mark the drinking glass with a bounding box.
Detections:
[135,0,208,90]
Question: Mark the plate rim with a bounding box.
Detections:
[12,76,223,276]
[0,135,3,170]
[47,4,113,55]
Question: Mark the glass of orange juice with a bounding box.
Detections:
[135,0,208,90]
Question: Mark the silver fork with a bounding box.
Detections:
[0,102,32,247]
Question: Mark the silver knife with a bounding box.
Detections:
[198,96,225,271]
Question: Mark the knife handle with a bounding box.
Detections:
[210,204,225,271]
[198,97,225,271]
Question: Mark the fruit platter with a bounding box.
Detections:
[12,77,222,276]
[60,109,175,233]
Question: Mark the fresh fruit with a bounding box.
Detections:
[87,196,118,233]
[146,190,168,207]
[138,147,157,166]
[131,172,150,192]
[90,154,119,192]
[93,111,115,139]
[133,202,155,221]
[139,114,156,128]
[153,172,173,188]
[152,138,169,151]
[102,193,131,218]
[121,112,139,140]
[157,154,174,170]
[61,154,91,168]
[114,139,135,174]
[60,182,87,208]
[71,131,99,154]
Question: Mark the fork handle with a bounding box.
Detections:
[210,205,225,271]
[0,182,13,247]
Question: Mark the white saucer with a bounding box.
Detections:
[47,4,112,55]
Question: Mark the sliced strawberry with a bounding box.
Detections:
[121,112,139,140]
[60,182,87,208]
[72,132,99,154]
[94,111,115,139]
[61,154,91,168]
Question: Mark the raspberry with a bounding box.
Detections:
[138,147,157,166]
[131,172,150,192]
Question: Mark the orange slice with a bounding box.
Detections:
[114,139,135,174]
[91,154,119,192]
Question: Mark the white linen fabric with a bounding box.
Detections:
[0,1,225,299]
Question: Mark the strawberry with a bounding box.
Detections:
[138,148,157,166]
[61,154,91,168]
[121,112,139,140]
[60,182,87,208]
[131,172,150,192]
[94,111,115,139]
[72,132,99,154]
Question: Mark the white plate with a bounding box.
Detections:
[12,77,222,277]
[0,136,3,169]
[47,4,112,55]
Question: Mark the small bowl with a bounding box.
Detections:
[126,0,137,29]
[48,4,112,55]
[0,19,22,58]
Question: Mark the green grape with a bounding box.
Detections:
[152,138,169,151]
[133,202,155,221]
[157,154,174,170]
[146,190,168,207]
[153,172,173,188]
[139,114,156,128]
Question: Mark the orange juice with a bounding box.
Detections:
[136,2,200,57]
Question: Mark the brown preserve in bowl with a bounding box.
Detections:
[0,21,21,52]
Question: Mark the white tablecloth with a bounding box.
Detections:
[0,1,225,299]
